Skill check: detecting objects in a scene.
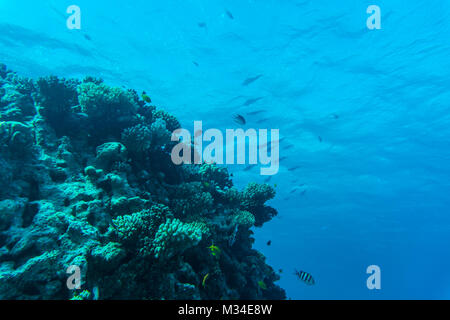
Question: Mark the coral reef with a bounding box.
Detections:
[0,64,285,300]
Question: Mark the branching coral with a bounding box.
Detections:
[152,109,181,132]
[77,81,139,141]
[198,163,233,190]
[121,123,152,158]
[169,182,214,218]
[233,210,256,228]
[241,183,277,227]
[36,76,79,121]
[150,218,204,259]
[111,204,169,247]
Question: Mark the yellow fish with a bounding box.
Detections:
[202,273,209,287]
[142,91,152,103]
[207,243,221,257]
[258,280,267,290]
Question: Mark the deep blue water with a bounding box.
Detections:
[1,0,450,299]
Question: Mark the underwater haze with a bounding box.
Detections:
[1,0,450,299]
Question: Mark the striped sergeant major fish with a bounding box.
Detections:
[294,270,315,285]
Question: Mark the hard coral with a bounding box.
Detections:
[0,65,285,300]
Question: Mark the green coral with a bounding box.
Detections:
[233,210,256,228]
[121,123,152,157]
[198,163,233,190]
[241,183,277,227]
[152,109,181,132]
[36,76,79,122]
[111,205,168,246]
[169,182,214,217]
[150,218,204,259]
[77,82,138,120]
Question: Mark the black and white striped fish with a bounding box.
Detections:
[294,270,315,285]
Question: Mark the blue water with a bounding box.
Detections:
[1,0,450,299]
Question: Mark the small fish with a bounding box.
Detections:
[263,176,272,183]
[193,61,199,67]
[267,240,272,246]
[84,34,92,41]
[243,164,256,171]
[247,110,265,116]
[285,144,294,150]
[331,113,339,119]
[142,91,152,103]
[225,10,234,20]
[258,280,267,290]
[208,243,221,257]
[287,165,301,172]
[198,22,207,28]
[289,185,305,194]
[279,269,283,274]
[255,118,269,124]
[243,97,263,106]
[294,270,315,285]
[233,114,246,125]
[229,224,239,247]
[242,74,263,86]
[202,273,209,287]
[318,136,323,143]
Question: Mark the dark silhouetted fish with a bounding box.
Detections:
[242,97,263,106]
[263,176,272,183]
[198,22,207,28]
[233,114,246,125]
[225,10,234,19]
[84,34,92,41]
[242,74,263,86]
[256,118,269,124]
[267,240,272,246]
[285,144,294,150]
[247,110,265,116]
[318,136,323,143]
[193,61,199,67]
[289,185,306,195]
[288,165,301,172]
[294,270,315,285]
[243,164,256,171]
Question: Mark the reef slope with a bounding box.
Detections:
[0,64,285,300]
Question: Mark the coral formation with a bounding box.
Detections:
[0,64,285,300]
